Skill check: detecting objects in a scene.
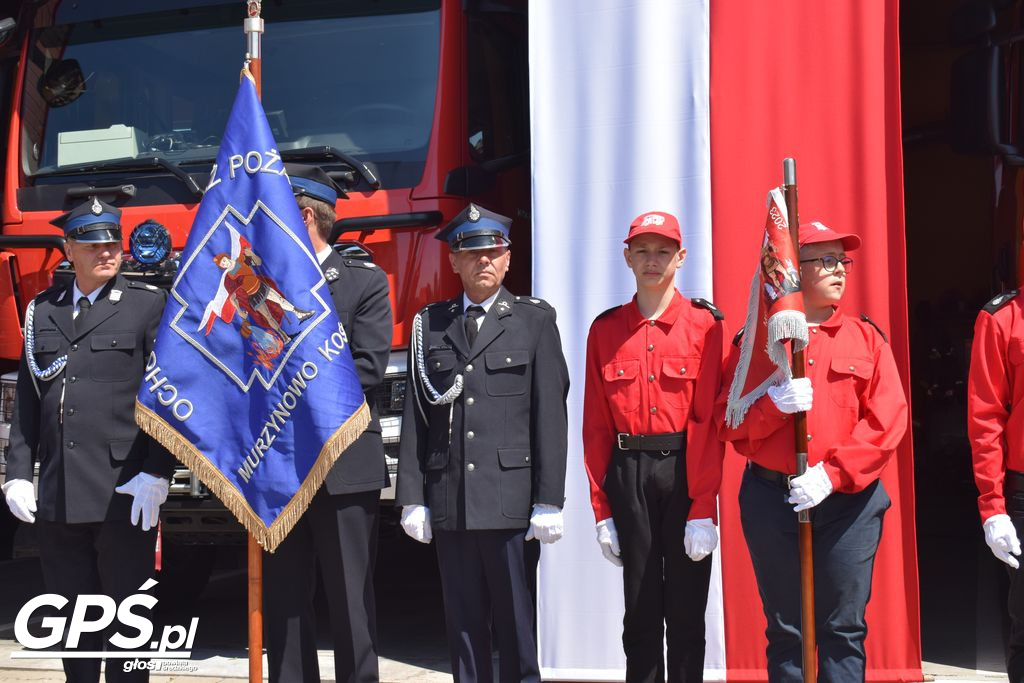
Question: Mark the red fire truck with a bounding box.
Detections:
[0,0,531,556]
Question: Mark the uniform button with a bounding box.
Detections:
[466,397,475,406]
[505,357,512,364]
[648,320,656,326]
[680,367,686,374]
[67,408,75,416]
[807,359,814,366]
[811,328,818,334]
[849,365,855,371]
[434,361,441,369]
[650,406,658,414]
[70,344,78,351]
[67,441,75,449]
[648,374,655,382]
[110,340,118,347]
[467,431,475,440]
[807,434,813,441]
[70,375,77,383]
[617,369,624,376]
[466,364,474,372]
[525,456,530,462]
[647,344,654,351]
[467,463,476,472]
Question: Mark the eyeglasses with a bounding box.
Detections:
[799,255,853,273]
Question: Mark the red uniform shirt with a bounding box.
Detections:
[582,291,727,523]
[716,308,907,492]
[967,293,1024,522]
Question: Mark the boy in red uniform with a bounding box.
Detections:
[583,211,727,683]
[967,288,1024,681]
[717,221,907,681]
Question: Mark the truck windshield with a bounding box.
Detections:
[21,0,441,189]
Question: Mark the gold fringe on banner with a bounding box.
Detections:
[136,399,370,553]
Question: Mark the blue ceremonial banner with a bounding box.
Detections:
[135,72,368,551]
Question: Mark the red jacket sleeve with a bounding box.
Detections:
[715,346,792,454]
[686,319,727,522]
[967,310,1011,521]
[819,339,908,492]
[582,324,616,522]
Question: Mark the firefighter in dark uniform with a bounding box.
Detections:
[582,211,727,683]
[263,164,393,683]
[395,203,570,683]
[3,198,173,683]
[967,288,1024,682]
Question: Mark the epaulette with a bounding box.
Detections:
[36,282,64,300]
[983,290,1019,315]
[513,295,552,311]
[126,281,162,293]
[858,313,888,343]
[732,328,745,347]
[593,305,621,323]
[344,259,378,270]
[692,297,724,321]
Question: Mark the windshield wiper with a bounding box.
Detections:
[35,156,204,198]
[279,146,381,190]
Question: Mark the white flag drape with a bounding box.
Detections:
[529,1,725,679]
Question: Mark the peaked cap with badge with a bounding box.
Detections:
[435,202,512,252]
[50,197,123,243]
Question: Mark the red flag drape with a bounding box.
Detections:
[710,1,920,681]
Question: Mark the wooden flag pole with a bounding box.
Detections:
[243,5,265,682]
[783,157,816,683]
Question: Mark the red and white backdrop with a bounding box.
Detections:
[530,1,921,681]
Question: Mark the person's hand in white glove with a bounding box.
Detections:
[767,377,813,414]
[787,462,834,512]
[595,517,623,567]
[114,472,169,531]
[2,479,36,524]
[683,518,718,561]
[525,504,563,543]
[401,504,433,544]
[984,514,1021,569]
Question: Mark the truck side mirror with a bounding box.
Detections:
[38,59,86,108]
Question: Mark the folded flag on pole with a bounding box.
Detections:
[135,71,368,552]
[724,187,808,428]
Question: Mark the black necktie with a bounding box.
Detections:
[465,305,485,348]
[75,296,91,334]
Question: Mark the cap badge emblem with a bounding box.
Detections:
[91,197,103,215]
[468,205,481,222]
[640,214,665,227]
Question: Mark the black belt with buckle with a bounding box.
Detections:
[615,431,686,451]
[748,462,795,488]
[1006,469,1024,497]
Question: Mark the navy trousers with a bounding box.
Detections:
[434,529,539,683]
[739,466,889,683]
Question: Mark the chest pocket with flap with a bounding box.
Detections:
[485,350,529,396]
[91,332,137,382]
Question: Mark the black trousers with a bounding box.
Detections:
[37,519,158,683]
[434,529,539,683]
[739,467,889,683]
[1006,483,1024,682]
[264,488,381,683]
[604,448,712,683]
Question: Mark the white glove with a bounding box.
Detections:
[525,504,563,543]
[401,504,433,544]
[683,518,718,561]
[2,479,36,524]
[767,377,813,414]
[114,472,169,531]
[984,514,1022,569]
[595,517,623,567]
[787,462,834,512]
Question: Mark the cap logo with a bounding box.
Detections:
[813,222,828,231]
[468,205,481,222]
[91,198,103,215]
[640,214,665,227]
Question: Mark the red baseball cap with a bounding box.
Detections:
[624,211,682,245]
[798,221,861,251]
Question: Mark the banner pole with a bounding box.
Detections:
[243,5,265,683]
[783,157,816,683]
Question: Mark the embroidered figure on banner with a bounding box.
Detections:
[760,233,800,304]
